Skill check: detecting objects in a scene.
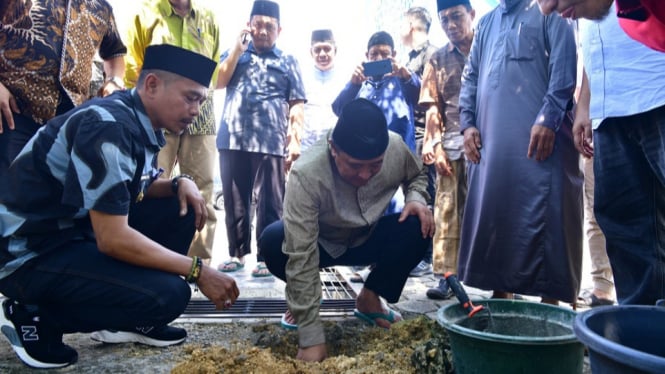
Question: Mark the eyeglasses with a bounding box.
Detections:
[439,12,465,26]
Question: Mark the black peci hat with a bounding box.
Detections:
[332,99,389,160]
[142,44,216,87]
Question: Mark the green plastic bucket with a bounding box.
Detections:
[437,299,584,374]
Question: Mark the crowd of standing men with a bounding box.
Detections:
[0,0,663,368]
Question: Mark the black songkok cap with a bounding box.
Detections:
[142,44,216,87]
[437,0,471,12]
[250,0,280,20]
[367,31,394,51]
[332,99,388,160]
[311,29,335,44]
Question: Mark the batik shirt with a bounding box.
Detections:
[0,89,165,279]
[217,43,306,156]
[0,0,127,124]
[332,74,421,152]
[418,42,466,160]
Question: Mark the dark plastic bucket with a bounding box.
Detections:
[437,299,584,374]
[573,305,665,373]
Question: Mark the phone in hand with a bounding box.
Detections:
[362,60,392,78]
[242,32,250,45]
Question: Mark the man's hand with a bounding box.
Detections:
[297,343,327,362]
[196,266,240,310]
[285,140,300,173]
[350,64,367,85]
[463,126,482,163]
[433,147,453,176]
[572,114,593,158]
[527,125,555,161]
[97,81,124,98]
[399,201,434,238]
[175,178,207,231]
[0,81,19,133]
[237,28,251,53]
[387,57,411,80]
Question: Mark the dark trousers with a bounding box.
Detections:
[259,214,428,303]
[0,197,195,334]
[219,149,285,262]
[0,97,72,175]
[594,104,665,305]
[0,113,42,174]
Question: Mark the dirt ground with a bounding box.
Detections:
[0,315,453,373]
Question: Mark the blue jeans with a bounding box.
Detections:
[259,214,428,303]
[0,197,195,333]
[593,104,665,305]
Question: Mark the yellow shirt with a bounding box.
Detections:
[124,0,220,135]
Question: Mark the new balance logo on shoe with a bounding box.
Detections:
[21,325,39,341]
[1,299,78,369]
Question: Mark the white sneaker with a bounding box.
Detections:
[91,325,186,347]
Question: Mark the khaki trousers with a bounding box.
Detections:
[583,156,614,294]
[432,158,467,275]
[159,133,217,260]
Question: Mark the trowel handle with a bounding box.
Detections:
[444,272,484,317]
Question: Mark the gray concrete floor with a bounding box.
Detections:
[190,208,596,325]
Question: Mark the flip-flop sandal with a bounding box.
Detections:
[251,262,273,278]
[353,307,402,327]
[218,260,244,273]
[280,312,297,330]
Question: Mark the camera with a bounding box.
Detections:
[362,60,392,79]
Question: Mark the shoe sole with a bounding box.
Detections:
[90,330,185,347]
[0,306,74,369]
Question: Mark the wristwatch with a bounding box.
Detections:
[171,174,195,195]
[105,76,125,88]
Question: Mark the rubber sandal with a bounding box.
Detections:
[280,312,297,330]
[353,307,402,327]
[218,260,244,273]
[251,262,272,278]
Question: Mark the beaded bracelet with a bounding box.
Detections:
[186,256,203,283]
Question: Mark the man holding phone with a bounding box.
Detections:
[215,0,306,277]
[332,31,421,153]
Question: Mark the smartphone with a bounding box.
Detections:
[242,33,250,45]
[362,60,392,78]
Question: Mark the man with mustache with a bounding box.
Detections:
[0,45,239,369]
[123,0,222,267]
[216,0,306,278]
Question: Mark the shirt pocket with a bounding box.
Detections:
[265,63,289,90]
[506,24,540,61]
